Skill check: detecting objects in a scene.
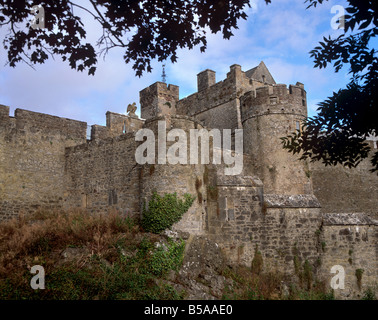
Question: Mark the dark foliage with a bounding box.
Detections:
[0,0,252,76]
[281,0,378,173]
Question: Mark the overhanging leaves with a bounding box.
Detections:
[0,0,252,76]
[282,0,378,173]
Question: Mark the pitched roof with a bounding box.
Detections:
[245,61,276,84]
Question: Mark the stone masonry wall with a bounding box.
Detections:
[91,112,144,141]
[106,111,144,136]
[311,144,378,219]
[64,133,141,217]
[318,213,378,299]
[205,168,322,275]
[1,62,377,297]
[0,105,86,220]
[241,84,312,195]
[139,115,207,234]
[139,82,179,120]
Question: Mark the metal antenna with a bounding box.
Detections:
[162,64,167,83]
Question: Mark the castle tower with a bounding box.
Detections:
[139,82,179,120]
[197,69,216,91]
[241,83,313,195]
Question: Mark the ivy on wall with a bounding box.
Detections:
[141,192,195,234]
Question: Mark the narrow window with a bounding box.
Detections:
[108,190,118,205]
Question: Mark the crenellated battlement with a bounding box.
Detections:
[197,69,216,91]
[240,83,307,125]
[177,64,259,119]
[254,83,306,101]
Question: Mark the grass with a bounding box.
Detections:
[0,208,371,300]
[0,208,185,300]
[221,265,335,300]
[221,265,283,300]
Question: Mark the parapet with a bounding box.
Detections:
[90,124,111,140]
[253,83,306,100]
[240,83,307,124]
[107,111,144,134]
[89,111,144,141]
[0,107,87,140]
[1,103,146,143]
[226,64,242,80]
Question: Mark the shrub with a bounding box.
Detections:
[355,268,364,290]
[362,287,376,300]
[147,238,186,277]
[303,260,313,290]
[141,192,195,234]
[207,185,218,200]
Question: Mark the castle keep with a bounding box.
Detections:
[0,62,377,298]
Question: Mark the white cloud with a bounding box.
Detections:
[0,0,353,125]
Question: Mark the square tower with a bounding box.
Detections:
[139,82,179,120]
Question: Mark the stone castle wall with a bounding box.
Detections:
[319,213,378,299]
[0,105,86,220]
[91,111,144,141]
[139,115,207,234]
[1,62,377,298]
[207,174,322,274]
[64,133,141,217]
[311,144,378,219]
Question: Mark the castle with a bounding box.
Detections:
[0,62,377,298]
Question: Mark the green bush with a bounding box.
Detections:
[141,192,195,234]
[355,268,364,290]
[148,238,186,277]
[362,287,376,300]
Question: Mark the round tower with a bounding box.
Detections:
[241,83,313,195]
[138,114,207,235]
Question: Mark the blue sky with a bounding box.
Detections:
[0,0,350,127]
